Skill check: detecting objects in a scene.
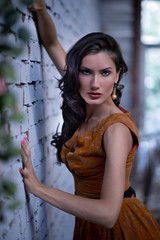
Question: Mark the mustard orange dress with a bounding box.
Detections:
[61,107,160,240]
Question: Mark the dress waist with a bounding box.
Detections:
[124,186,136,198]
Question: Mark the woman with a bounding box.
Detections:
[20,1,160,239]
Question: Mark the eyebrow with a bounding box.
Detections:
[80,66,113,71]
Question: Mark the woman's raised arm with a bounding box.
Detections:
[29,0,66,76]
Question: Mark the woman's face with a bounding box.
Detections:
[78,51,120,106]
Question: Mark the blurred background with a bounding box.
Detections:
[90,0,160,224]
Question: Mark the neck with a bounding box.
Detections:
[85,98,116,123]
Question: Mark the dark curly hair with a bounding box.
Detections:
[51,32,128,164]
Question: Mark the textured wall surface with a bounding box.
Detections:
[0,1,100,239]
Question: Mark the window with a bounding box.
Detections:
[141,0,160,134]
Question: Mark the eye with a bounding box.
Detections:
[102,71,110,76]
[79,69,91,75]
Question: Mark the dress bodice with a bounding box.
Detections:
[61,107,139,198]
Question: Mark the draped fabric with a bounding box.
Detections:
[61,107,160,239]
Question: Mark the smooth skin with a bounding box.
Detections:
[78,52,122,132]
[29,0,66,76]
[20,0,133,229]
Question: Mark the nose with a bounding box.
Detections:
[91,74,100,90]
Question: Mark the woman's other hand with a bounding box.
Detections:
[19,138,40,195]
[28,0,46,12]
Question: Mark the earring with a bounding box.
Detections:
[112,83,117,100]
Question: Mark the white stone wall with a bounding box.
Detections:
[0,1,100,239]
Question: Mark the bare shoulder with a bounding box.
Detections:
[103,122,133,155]
[105,122,131,137]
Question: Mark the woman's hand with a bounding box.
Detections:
[28,0,46,12]
[19,138,40,195]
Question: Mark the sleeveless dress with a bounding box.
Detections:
[61,107,160,240]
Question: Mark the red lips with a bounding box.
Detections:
[87,92,102,98]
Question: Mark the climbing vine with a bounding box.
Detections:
[0,0,33,221]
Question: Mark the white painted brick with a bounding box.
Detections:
[0,1,102,239]
[35,82,45,100]
[44,99,62,119]
[29,40,41,62]
[45,113,63,137]
[28,17,39,42]
[31,141,43,167]
[28,101,44,127]
[23,83,44,105]
[43,65,60,84]
[29,61,43,82]
[18,41,29,61]
[12,0,28,16]
[46,0,54,9]
[28,121,46,147]
[20,60,30,84]
[4,58,21,84]
[23,222,34,240]
[41,46,54,66]
[45,80,58,100]
[8,121,20,138]
[9,84,24,110]
[19,107,29,134]
[23,84,31,105]
[28,124,39,147]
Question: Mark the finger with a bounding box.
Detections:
[20,148,27,164]
[24,138,31,156]
[21,140,27,154]
[19,166,29,178]
[20,146,30,168]
[19,167,25,176]
[21,139,31,158]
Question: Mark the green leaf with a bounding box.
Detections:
[0,1,11,16]
[0,0,6,8]
[0,0,28,220]
[11,113,24,122]
[0,62,15,79]
[8,200,21,210]
[4,7,19,29]
[2,92,16,107]
[20,0,33,6]
[0,132,21,162]
[2,181,16,195]
[0,132,11,143]
[0,44,24,57]
[0,145,20,161]
[8,146,21,157]
[11,46,24,56]
[0,153,10,162]
[18,27,30,42]
[0,44,12,53]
